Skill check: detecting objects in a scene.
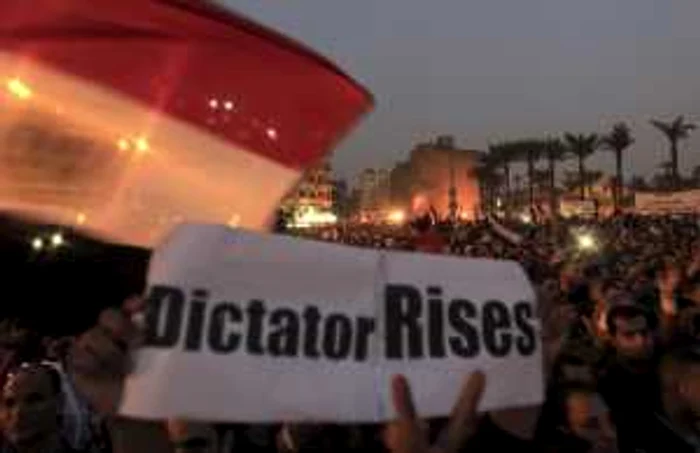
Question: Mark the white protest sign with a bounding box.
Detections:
[120,224,542,423]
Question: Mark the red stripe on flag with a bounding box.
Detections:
[0,0,373,170]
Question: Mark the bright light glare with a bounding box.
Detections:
[266,128,278,140]
[520,213,532,224]
[209,98,219,109]
[223,100,234,111]
[227,214,240,228]
[577,233,596,250]
[31,237,43,251]
[387,210,405,224]
[291,209,337,228]
[50,232,64,247]
[135,137,150,154]
[76,212,87,225]
[6,78,32,99]
[117,138,130,151]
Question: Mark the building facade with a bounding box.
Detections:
[330,178,350,218]
[389,161,412,209]
[391,135,482,220]
[280,161,334,213]
[353,167,391,216]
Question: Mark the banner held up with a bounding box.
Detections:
[120,224,543,423]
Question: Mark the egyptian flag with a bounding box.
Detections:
[0,0,372,248]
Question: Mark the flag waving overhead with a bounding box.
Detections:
[0,0,373,247]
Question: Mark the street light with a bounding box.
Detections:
[50,232,64,248]
[31,237,43,251]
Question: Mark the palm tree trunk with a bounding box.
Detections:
[614,150,623,214]
[528,158,535,209]
[503,163,511,215]
[671,139,679,189]
[578,155,586,200]
[548,158,557,217]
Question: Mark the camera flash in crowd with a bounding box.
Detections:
[31,237,43,251]
[577,232,596,251]
[50,232,64,248]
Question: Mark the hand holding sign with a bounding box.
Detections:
[69,297,143,414]
[72,299,488,453]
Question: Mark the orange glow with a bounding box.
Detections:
[117,138,130,151]
[387,209,405,224]
[227,214,241,227]
[412,194,428,213]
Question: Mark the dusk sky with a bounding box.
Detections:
[226,0,700,182]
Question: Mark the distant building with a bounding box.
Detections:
[280,161,334,213]
[390,135,482,220]
[353,167,391,216]
[389,161,412,209]
[331,178,350,218]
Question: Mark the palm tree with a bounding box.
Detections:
[564,170,603,192]
[513,139,544,209]
[650,115,696,188]
[629,175,648,191]
[532,169,551,191]
[601,123,634,213]
[488,142,517,212]
[543,137,567,214]
[513,174,523,207]
[692,165,700,188]
[651,161,676,190]
[564,133,600,200]
[474,153,502,214]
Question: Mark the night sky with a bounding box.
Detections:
[224,0,700,182]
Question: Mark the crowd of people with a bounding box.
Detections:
[0,212,697,453]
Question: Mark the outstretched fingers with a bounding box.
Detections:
[389,374,428,453]
[388,372,486,453]
[439,371,486,453]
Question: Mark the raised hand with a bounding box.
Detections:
[386,371,485,453]
[657,265,681,316]
[657,265,681,297]
[68,296,144,413]
[166,419,218,453]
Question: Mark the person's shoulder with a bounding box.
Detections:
[466,415,539,453]
[59,441,93,453]
[638,414,699,453]
[104,417,170,453]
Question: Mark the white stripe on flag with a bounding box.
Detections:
[0,53,301,247]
